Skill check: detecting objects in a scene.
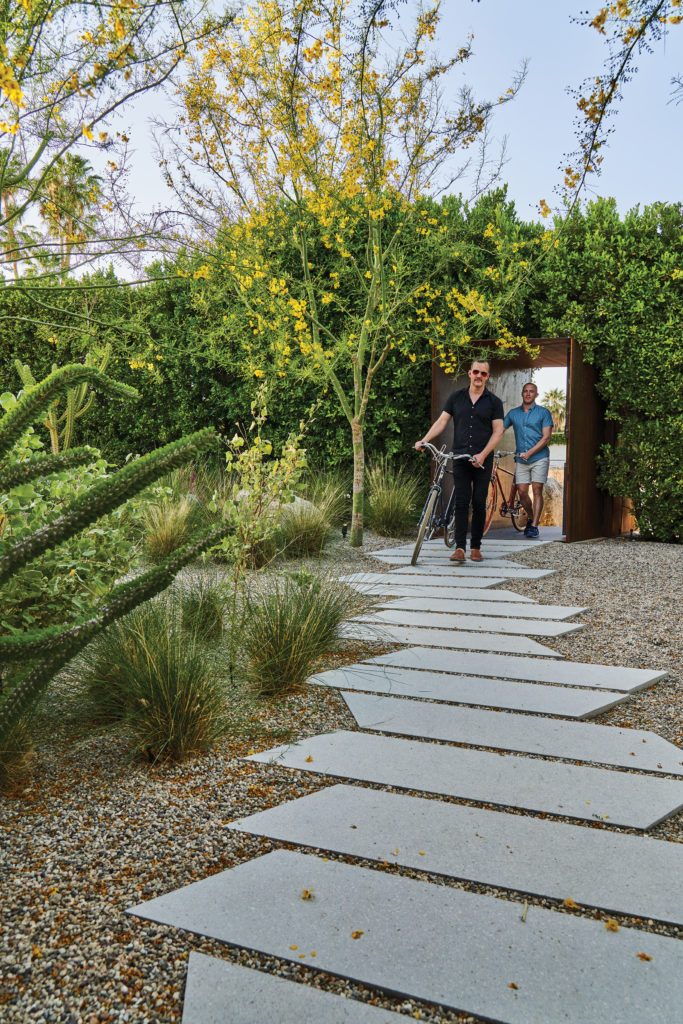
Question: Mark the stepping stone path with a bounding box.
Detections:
[130,541,683,1023]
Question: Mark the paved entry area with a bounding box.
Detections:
[129,540,683,1022]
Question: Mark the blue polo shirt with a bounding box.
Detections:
[503,403,553,464]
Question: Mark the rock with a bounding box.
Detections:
[540,476,564,527]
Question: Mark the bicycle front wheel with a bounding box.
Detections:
[444,512,456,548]
[483,478,498,536]
[412,489,439,565]
[511,499,530,532]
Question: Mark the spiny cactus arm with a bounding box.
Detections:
[13,359,37,389]
[0,447,96,493]
[0,365,139,459]
[0,520,234,743]
[0,429,217,587]
[0,520,233,661]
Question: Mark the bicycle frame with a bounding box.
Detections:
[411,443,473,563]
[484,451,528,534]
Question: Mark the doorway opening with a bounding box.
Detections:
[430,338,633,543]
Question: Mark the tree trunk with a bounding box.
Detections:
[349,418,365,547]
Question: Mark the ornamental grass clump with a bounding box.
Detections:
[142,495,207,563]
[280,477,347,558]
[366,456,421,537]
[0,720,34,794]
[75,596,229,761]
[241,570,359,696]
[180,578,226,644]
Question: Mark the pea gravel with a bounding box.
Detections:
[0,533,680,1023]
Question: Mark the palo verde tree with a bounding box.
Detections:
[167,0,532,545]
[0,0,228,288]
[540,0,682,216]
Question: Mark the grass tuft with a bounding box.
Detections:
[0,718,34,794]
[141,496,206,563]
[241,570,360,695]
[74,597,229,761]
[366,456,421,537]
[179,578,225,643]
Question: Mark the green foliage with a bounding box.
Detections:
[598,417,682,541]
[0,719,34,794]
[366,456,422,537]
[535,198,682,542]
[241,570,360,695]
[0,364,234,757]
[179,578,226,644]
[280,477,347,558]
[212,386,309,572]
[74,596,229,761]
[141,496,207,564]
[15,345,114,453]
[550,432,566,445]
[0,411,138,633]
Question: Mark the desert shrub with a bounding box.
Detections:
[241,570,359,695]
[74,596,229,761]
[365,456,421,537]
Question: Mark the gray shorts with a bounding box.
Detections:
[515,458,550,485]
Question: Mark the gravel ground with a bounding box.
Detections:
[0,533,681,1023]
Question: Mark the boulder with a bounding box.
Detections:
[540,476,564,527]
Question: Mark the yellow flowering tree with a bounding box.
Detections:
[171,0,532,544]
[0,0,226,281]
[556,1,682,207]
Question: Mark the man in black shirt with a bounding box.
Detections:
[415,359,504,561]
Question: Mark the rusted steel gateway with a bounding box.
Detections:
[431,338,634,543]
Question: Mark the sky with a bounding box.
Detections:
[430,0,682,219]
[121,0,682,223]
[116,0,682,397]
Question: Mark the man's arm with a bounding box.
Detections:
[519,425,552,461]
[473,418,504,467]
[415,410,451,450]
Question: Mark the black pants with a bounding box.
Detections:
[451,453,493,550]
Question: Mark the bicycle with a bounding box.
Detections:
[411,442,475,565]
[484,450,530,535]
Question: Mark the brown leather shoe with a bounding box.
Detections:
[470,548,483,562]
[450,547,466,562]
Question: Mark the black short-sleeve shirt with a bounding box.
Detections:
[442,387,504,455]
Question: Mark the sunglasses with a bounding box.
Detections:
[470,369,489,377]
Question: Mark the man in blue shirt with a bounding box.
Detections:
[503,382,554,538]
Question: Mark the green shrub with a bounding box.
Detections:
[598,417,682,542]
[75,597,229,761]
[241,570,359,695]
[0,406,138,633]
[366,456,421,537]
[550,432,566,445]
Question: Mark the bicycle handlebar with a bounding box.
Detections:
[416,441,474,462]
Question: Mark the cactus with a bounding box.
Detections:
[14,345,115,453]
[0,364,233,751]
